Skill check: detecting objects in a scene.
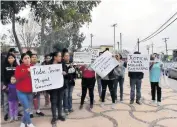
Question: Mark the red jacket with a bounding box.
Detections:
[15,64,33,93]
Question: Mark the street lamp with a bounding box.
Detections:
[111,23,117,51]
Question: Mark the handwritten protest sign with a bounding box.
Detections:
[73,52,92,64]
[30,64,64,92]
[91,51,119,78]
[127,54,150,72]
[83,47,100,60]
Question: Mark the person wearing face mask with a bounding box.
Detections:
[149,53,162,106]
[15,53,35,127]
[2,53,18,121]
[48,51,66,126]
[113,53,127,102]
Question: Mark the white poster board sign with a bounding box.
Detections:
[30,64,64,92]
[91,51,119,78]
[73,52,92,64]
[84,47,100,60]
[127,54,150,72]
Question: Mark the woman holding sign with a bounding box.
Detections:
[48,51,66,126]
[15,53,35,127]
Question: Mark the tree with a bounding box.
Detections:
[30,1,100,54]
[1,1,27,54]
[17,12,40,50]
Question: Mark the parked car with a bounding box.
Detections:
[168,67,177,79]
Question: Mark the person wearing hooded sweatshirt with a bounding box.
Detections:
[48,51,66,126]
[2,53,18,121]
[128,51,144,105]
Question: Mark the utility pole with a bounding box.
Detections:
[117,42,119,51]
[120,33,122,51]
[146,45,150,54]
[151,42,154,54]
[112,23,117,51]
[90,34,93,48]
[162,38,169,55]
[137,38,140,52]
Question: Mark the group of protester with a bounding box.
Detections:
[1,47,163,127]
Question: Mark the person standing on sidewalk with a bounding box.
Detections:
[149,53,162,106]
[48,51,66,126]
[41,54,51,107]
[8,76,18,122]
[28,53,45,118]
[96,52,103,101]
[2,53,18,121]
[113,53,127,102]
[15,53,35,127]
[79,64,96,110]
[128,51,144,105]
[63,51,76,114]
[100,71,116,108]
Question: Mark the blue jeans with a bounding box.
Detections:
[130,78,142,101]
[63,85,74,110]
[113,77,124,100]
[17,90,33,124]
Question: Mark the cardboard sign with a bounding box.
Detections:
[127,54,150,72]
[73,52,92,64]
[30,64,64,92]
[84,47,100,60]
[91,51,119,78]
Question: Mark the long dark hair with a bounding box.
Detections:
[4,53,17,67]
[20,53,30,64]
[50,51,62,63]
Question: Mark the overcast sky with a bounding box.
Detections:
[81,0,177,54]
[1,0,177,54]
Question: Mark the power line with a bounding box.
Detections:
[140,11,177,43]
[140,17,177,42]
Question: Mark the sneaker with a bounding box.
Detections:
[57,116,65,121]
[136,100,142,105]
[69,109,74,113]
[30,114,34,118]
[150,100,156,105]
[100,102,105,107]
[120,98,123,102]
[99,97,102,102]
[51,118,57,125]
[27,123,36,127]
[20,123,26,127]
[4,114,8,121]
[9,117,13,122]
[36,111,45,116]
[130,100,134,104]
[14,117,18,121]
[90,105,93,109]
[111,103,116,109]
[79,105,83,110]
[18,113,23,117]
[157,102,161,106]
[64,109,69,115]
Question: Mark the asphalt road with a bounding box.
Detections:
[168,78,177,91]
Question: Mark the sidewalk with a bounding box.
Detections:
[1,75,177,127]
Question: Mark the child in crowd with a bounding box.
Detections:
[8,76,18,122]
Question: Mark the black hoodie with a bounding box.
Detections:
[128,51,144,79]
